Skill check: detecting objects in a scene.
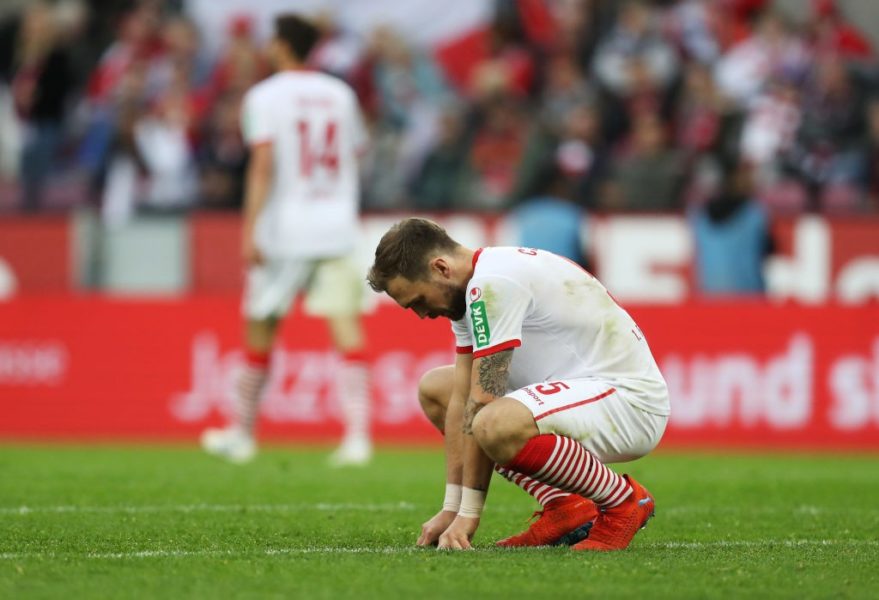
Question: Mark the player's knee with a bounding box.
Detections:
[418,367,451,432]
[473,398,537,464]
[327,314,364,351]
[245,317,279,352]
[471,403,507,457]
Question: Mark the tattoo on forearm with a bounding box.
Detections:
[462,350,513,435]
[462,396,481,435]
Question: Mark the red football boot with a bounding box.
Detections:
[572,475,654,552]
[496,495,598,547]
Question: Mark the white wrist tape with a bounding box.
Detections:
[442,483,462,513]
[457,487,486,519]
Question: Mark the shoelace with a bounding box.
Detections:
[525,509,544,524]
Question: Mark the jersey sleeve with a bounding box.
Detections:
[467,275,531,359]
[451,318,472,354]
[240,89,273,147]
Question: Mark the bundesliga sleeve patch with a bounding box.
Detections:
[470,300,491,348]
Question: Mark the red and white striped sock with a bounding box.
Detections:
[337,352,371,442]
[505,434,632,509]
[494,465,571,507]
[233,351,270,436]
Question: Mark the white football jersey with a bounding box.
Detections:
[452,247,669,416]
[241,70,367,258]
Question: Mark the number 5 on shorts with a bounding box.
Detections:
[534,381,571,395]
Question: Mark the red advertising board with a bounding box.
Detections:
[1,297,877,449]
[0,216,70,293]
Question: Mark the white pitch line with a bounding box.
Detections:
[0,502,417,516]
[1,540,876,561]
[5,502,871,517]
[661,505,879,516]
[642,539,879,550]
[0,547,419,560]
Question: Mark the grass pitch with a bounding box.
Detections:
[1,445,877,599]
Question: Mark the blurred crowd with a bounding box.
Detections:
[1,0,878,226]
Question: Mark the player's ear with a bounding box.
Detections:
[429,256,451,279]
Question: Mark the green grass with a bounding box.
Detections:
[1,446,877,599]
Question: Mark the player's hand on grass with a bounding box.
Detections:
[417,509,457,547]
[437,515,479,550]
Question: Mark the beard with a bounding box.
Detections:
[441,282,468,321]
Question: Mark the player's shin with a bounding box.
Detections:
[438,433,493,550]
[233,350,271,436]
[331,351,372,465]
[504,434,633,509]
[494,465,571,506]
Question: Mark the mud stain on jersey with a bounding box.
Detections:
[563,279,591,299]
[481,283,499,318]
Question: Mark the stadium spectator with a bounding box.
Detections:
[713,10,810,109]
[86,4,161,108]
[98,92,148,227]
[542,0,604,71]
[593,0,679,99]
[513,102,608,209]
[468,4,537,100]
[361,26,449,208]
[206,14,266,102]
[0,1,75,210]
[134,87,198,212]
[196,92,246,210]
[463,95,529,210]
[513,166,589,267]
[601,109,686,211]
[2,0,877,221]
[538,54,596,132]
[409,104,471,211]
[147,15,209,104]
[739,71,802,182]
[786,55,869,212]
[863,96,879,211]
[808,0,873,61]
[690,157,773,295]
[675,62,724,161]
[593,0,680,142]
[664,0,723,65]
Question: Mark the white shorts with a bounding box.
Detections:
[243,255,364,320]
[507,379,668,464]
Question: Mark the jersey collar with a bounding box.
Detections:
[472,247,484,270]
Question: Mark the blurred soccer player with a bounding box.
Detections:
[201,14,371,466]
[368,218,670,551]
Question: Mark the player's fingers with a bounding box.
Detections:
[418,530,438,546]
[442,535,460,550]
[438,533,453,550]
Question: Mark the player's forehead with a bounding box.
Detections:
[386,276,431,306]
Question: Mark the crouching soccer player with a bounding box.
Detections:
[367,218,670,551]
